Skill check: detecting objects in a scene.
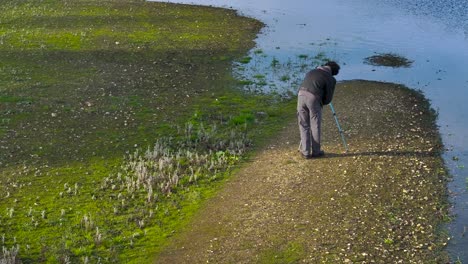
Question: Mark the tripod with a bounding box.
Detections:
[298,102,348,153]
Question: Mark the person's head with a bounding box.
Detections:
[324,61,340,76]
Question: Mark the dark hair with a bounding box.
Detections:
[324,61,340,75]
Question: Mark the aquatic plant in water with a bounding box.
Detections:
[364,52,413,68]
[234,45,334,96]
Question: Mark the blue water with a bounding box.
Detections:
[155,0,468,260]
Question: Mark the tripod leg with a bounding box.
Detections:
[329,103,349,152]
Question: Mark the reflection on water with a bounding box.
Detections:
[155,0,468,260]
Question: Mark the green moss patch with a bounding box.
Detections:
[0,0,274,262]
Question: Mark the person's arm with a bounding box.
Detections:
[321,78,336,105]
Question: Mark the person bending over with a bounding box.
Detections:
[297,61,340,159]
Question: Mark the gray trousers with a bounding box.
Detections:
[297,90,322,156]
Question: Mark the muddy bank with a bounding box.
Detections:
[156,80,450,263]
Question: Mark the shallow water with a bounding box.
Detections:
[154,0,468,260]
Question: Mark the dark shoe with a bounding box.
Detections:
[301,153,313,159]
[311,150,325,158]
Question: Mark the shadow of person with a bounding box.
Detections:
[323,150,439,159]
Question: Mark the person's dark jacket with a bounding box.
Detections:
[298,68,336,105]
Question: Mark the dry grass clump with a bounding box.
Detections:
[99,121,251,220]
[0,245,20,264]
